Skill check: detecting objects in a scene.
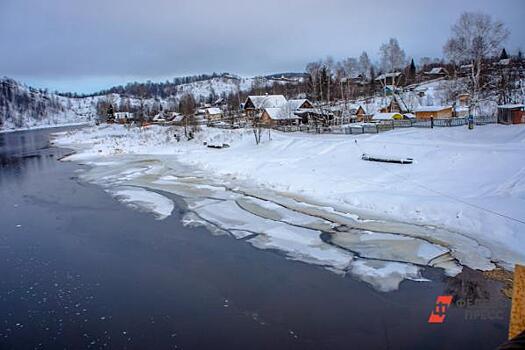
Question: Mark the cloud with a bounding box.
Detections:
[1,0,523,93]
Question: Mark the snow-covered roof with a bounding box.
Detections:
[246,95,287,109]
[287,99,311,111]
[372,113,403,120]
[375,72,401,81]
[415,105,452,112]
[497,104,525,109]
[497,58,511,65]
[264,107,299,120]
[114,112,133,119]
[425,67,448,75]
[205,107,223,115]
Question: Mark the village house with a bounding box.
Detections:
[114,112,134,124]
[497,104,525,124]
[260,107,300,126]
[347,105,370,122]
[414,106,453,120]
[375,72,403,87]
[380,95,409,114]
[424,67,449,77]
[260,99,314,126]
[458,93,471,107]
[204,107,223,122]
[243,95,287,117]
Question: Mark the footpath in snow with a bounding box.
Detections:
[53,124,525,291]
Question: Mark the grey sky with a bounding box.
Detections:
[1,0,524,93]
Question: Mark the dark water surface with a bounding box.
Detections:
[0,128,511,349]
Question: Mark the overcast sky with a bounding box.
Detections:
[1,0,524,93]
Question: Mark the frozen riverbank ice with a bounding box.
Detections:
[107,186,174,220]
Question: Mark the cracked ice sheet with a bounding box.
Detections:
[235,196,334,231]
[350,259,428,292]
[107,186,174,220]
[330,230,450,265]
[195,199,353,270]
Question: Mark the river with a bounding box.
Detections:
[0,128,511,349]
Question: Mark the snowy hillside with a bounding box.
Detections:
[0,78,100,131]
[0,75,293,132]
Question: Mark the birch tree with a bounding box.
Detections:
[379,38,406,73]
[443,12,509,106]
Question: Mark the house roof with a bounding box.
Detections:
[375,72,402,81]
[205,107,223,115]
[372,113,403,120]
[415,105,452,112]
[245,95,287,109]
[497,104,525,109]
[287,99,311,111]
[264,107,299,120]
[425,67,448,75]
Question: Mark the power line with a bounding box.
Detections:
[355,141,525,226]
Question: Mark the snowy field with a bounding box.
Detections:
[53,124,525,291]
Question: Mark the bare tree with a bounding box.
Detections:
[444,11,509,106]
[379,38,406,73]
[358,51,372,79]
[179,93,196,139]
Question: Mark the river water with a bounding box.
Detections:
[0,128,511,349]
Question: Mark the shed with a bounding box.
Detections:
[497,104,525,124]
[414,106,453,120]
[372,113,404,121]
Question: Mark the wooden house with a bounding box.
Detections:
[261,107,300,126]
[380,95,409,114]
[424,67,449,77]
[375,72,402,87]
[204,107,224,121]
[243,95,287,117]
[260,99,314,126]
[114,112,134,124]
[458,94,471,107]
[414,106,453,120]
[497,105,525,124]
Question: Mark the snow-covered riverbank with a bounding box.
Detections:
[53,124,525,291]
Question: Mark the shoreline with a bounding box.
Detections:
[0,121,91,134]
[51,125,524,292]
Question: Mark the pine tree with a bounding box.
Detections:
[500,48,509,60]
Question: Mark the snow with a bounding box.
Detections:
[498,104,525,109]
[53,122,525,291]
[205,107,222,115]
[349,260,427,292]
[107,186,174,220]
[245,95,287,109]
[372,113,403,120]
[375,72,402,81]
[414,105,452,112]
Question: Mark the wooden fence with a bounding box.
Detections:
[273,115,498,135]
